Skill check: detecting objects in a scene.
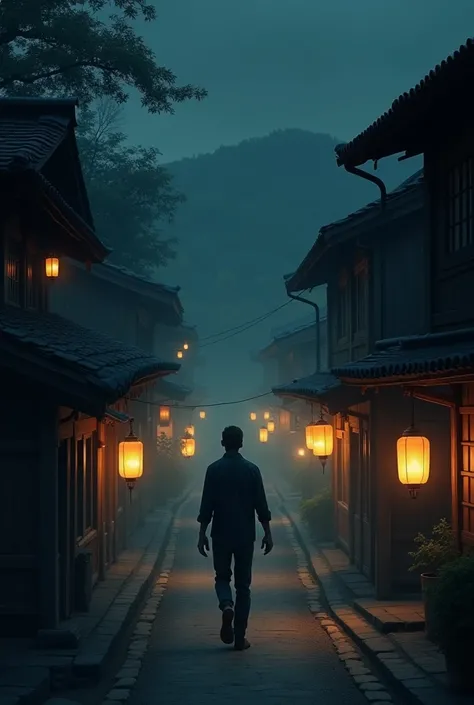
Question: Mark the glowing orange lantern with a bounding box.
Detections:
[181,435,195,458]
[185,424,195,437]
[250,412,257,421]
[263,411,270,421]
[311,418,334,472]
[267,419,275,433]
[397,427,430,498]
[159,406,170,424]
[259,426,268,443]
[45,256,59,278]
[118,420,144,500]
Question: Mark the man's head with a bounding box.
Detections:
[221,425,243,451]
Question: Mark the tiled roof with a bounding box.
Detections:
[335,37,474,168]
[273,372,341,399]
[102,263,180,295]
[0,306,180,406]
[332,328,474,382]
[0,113,69,172]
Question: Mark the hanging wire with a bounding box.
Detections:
[127,390,273,409]
[198,298,298,343]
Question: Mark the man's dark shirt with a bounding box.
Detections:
[197,450,271,544]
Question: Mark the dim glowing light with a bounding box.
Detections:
[259,426,268,443]
[263,411,270,421]
[267,419,275,433]
[397,427,430,498]
[250,412,257,421]
[199,410,206,419]
[185,425,195,437]
[45,256,59,278]
[118,420,144,500]
[177,350,183,359]
[159,406,170,424]
[183,342,189,350]
[297,448,306,457]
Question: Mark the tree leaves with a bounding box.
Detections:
[0,0,207,111]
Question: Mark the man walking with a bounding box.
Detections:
[197,425,273,651]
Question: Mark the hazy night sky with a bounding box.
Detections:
[123,0,474,162]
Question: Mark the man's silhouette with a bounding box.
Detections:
[197,425,273,650]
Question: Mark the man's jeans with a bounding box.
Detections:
[212,539,254,639]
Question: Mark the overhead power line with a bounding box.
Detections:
[198,298,297,344]
[129,391,274,409]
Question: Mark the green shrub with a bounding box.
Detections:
[300,487,334,541]
[431,554,474,654]
[408,518,459,574]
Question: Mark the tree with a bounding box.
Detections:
[0,0,206,111]
[78,100,184,273]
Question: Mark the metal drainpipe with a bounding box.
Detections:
[344,165,387,209]
[287,291,321,372]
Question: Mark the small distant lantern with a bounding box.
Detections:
[159,405,171,425]
[45,256,59,278]
[263,411,270,421]
[183,342,189,350]
[199,410,206,419]
[250,412,257,421]
[267,419,275,433]
[259,426,268,443]
[397,427,430,498]
[177,350,183,359]
[310,415,334,472]
[181,435,196,458]
[118,419,144,501]
[297,448,306,457]
[185,424,195,437]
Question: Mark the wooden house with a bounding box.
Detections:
[273,169,453,598]
[0,97,179,636]
[332,36,474,562]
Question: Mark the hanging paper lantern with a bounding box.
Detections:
[397,427,430,498]
[259,426,268,443]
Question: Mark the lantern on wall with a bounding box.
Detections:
[199,410,206,419]
[297,448,306,457]
[183,342,189,350]
[118,419,144,501]
[267,419,275,433]
[45,256,59,278]
[310,413,334,472]
[159,405,171,425]
[177,350,183,359]
[185,424,195,437]
[263,411,270,421]
[397,427,430,498]
[259,426,268,443]
[250,412,257,421]
[181,434,196,458]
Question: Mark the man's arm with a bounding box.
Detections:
[254,466,273,553]
[197,466,214,535]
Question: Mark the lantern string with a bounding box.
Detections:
[128,390,273,409]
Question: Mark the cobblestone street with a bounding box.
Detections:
[115,488,372,705]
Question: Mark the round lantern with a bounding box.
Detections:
[311,418,334,472]
[118,420,144,501]
[267,419,275,433]
[397,426,430,498]
[177,350,183,359]
[159,405,170,425]
[250,412,257,421]
[185,424,195,437]
[181,435,195,458]
[297,448,306,457]
[45,256,59,278]
[259,426,268,443]
[183,342,189,350]
[263,411,270,421]
[199,410,206,419]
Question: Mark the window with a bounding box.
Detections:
[5,238,21,305]
[447,158,474,253]
[336,273,349,340]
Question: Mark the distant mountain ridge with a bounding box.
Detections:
[159,128,420,398]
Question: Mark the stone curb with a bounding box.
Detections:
[100,497,188,704]
[72,486,194,684]
[275,484,448,705]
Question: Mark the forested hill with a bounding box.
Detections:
[160,129,419,398]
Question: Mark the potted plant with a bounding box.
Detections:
[430,555,474,694]
[408,518,459,640]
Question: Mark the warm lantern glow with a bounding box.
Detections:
[263,411,270,420]
[45,256,59,278]
[199,410,206,419]
[297,448,306,457]
[177,350,183,359]
[183,342,189,350]
[305,422,318,450]
[118,421,143,499]
[310,418,334,472]
[397,428,430,498]
[185,425,195,437]
[181,436,196,458]
[259,426,268,443]
[250,412,257,421]
[159,406,171,424]
[267,419,275,433]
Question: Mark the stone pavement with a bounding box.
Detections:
[101,488,401,705]
[274,483,470,705]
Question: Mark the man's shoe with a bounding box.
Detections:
[234,637,251,651]
[220,606,234,644]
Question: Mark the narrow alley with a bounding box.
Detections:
[118,488,371,705]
